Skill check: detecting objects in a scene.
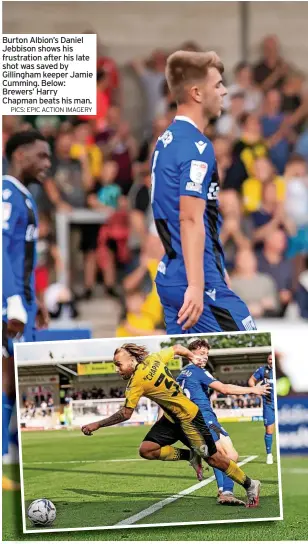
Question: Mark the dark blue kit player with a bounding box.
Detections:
[248,353,275,464]
[2,131,50,490]
[151,50,257,334]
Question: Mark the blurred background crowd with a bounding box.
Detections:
[3,32,308,336]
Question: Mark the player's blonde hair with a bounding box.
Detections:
[165,50,224,104]
[114,344,150,363]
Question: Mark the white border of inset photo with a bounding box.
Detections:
[14,330,283,534]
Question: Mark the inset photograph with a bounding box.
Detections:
[15,331,282,533]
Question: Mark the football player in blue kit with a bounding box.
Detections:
[2,131,51,490]
[151,50,257,334]
[248,354,275,464]
[177,338,269,505]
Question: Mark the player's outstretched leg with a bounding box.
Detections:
[139,441,204,480]
[206,452,261,508]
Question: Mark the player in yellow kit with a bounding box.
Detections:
[82,343,265,507]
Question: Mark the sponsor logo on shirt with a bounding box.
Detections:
[2,189,12,200]
[185,181,202,193]
[158,130,173,148]
[205,288,216,301]
[195,141,207,154]
[242,315,257,331]
[2,201,12,230]
[25,225,38,242]
[207,181,219,200]
[158,261,166,274]
[190,160,208,184]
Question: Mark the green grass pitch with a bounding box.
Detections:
[2,421,306,540]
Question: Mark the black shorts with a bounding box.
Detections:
[72,224,100,253]
[144,410,217,458]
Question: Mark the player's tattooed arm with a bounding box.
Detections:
[81,407,133,435]
[98,407,133,428]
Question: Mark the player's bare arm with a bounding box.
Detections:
[178,196,206,330]
[211,380,270,397]
[81,407,134,435]
[248,375,258,387]
[172,344,196,360]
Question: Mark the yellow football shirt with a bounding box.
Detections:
[141,259,164,327]
[242,175,286,212]
[70,143,103,179]
[124,348,198,423]
[115,312,155,337]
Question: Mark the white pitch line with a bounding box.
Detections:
[115,455,258,526]
[282,468,308,474]
[23,458,144,465]
[23,455,256,466]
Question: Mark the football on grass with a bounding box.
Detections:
[27,498,56,526]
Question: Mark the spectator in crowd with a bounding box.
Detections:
[284,155,308,268]
[47,396,54,415]
[79,70,110,133]
[129,170,152,247]
[121,230,165,328]
[242,156,285,213]
[45,131,102,293]
[231,248,280,318]
[137,115,169,172]
[223,112,268,194]
[35,213,78,318]
[90,161,130,298]
[131,49,167,133]
[216,90,246,141]
[257,229,293,315]
[96,106,137,196]
[224,61,262,113]
[70,119,103,180]
[253,35,289,92]
[156,79,177,118]
[212,136,233,188]
[45,132,93,211]
[116,288,158,337]
[261,89,293,173]
[35,213,62,297]
[40,400,47,417]
[281,72,306,133]
[295,125,308,162]
[220,216,252,272]
[219,193,252,271]
[250,180,295,247]
[96,40,121,105]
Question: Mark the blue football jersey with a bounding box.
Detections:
[253,365,274,408]
[2,175,39,312]
[177,363,217,415]
[151,116,225,289]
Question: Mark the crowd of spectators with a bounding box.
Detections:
[3,33,308,330]
[69,386,125,400]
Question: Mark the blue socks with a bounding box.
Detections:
[222,473,234,493]
[213,468,224,490]
[214,467,235,493]
[265,433,273,454]
[2,392,15,456]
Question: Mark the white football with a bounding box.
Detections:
[27,498,56,526]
